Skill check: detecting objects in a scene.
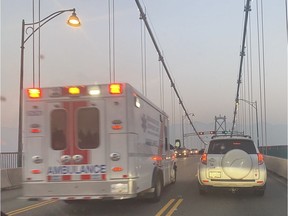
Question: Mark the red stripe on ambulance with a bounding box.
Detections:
[62,101,89,165]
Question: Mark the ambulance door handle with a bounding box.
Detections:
[72,154,83,163]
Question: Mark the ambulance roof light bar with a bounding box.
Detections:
[28,88,41,98]
[109,83,123,94]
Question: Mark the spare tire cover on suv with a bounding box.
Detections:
[221,149,252,179]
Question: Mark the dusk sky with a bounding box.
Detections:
[1,0,287,150]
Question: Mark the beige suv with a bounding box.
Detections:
[197,135,267,196]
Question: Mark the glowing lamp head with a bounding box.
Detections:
[67,10,81,27]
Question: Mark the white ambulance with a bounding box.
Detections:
[22,83,176,202]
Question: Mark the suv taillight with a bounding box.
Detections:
[258,153,264,165]
[201,153,207,165]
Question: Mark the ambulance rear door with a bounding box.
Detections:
[46,99,107,182]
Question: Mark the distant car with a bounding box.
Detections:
[197,135,267,196]
[174,148,189,158]
[189,148,199,155]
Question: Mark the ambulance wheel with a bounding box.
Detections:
[151,174,163,202]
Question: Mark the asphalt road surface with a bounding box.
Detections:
[1,156,287,216]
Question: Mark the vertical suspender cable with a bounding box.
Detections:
[144,10,147,96]
[139,7,147,96]
[32,0,35,87]
[38,0,41,87]
[260,0,268,151]
[108,0,116,83]
[256,0,264,148]
[112,0,116,82]
[159,61,163,109]
[140,20,144,93]
[285,0,288,41]
[248,14,254,138]
[171,87,175,144]
[108,0,112,83]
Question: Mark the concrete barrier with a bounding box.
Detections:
[1,169,12,188]
[264,155,287,179]
[1,168,22,189]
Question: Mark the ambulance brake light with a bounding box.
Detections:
[109,83,123,94]
[28,88,41,98]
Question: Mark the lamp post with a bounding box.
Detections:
[182,113,195,148]
[17,9,80,167]
[238,99,259,148]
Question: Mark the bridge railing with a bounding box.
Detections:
[0,146,287,169]
[0,152,18,169]
[259,145,287,159]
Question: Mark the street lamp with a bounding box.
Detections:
[17,8,81,167]
[182,113,195,148]
[238,99,259,148]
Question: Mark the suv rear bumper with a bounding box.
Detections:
[198,179,266,188]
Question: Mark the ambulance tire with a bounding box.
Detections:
[151,173,163,202]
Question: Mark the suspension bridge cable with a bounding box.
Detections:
[231,0,252,135]
[248,13,255,138]
[108,0,116,83]
[112,0,116,82]
[135,0,206,145]
[38,0,41,88]
[260,0,268,150]
[256,0,265,148]
[140,18,144,94]
[32,0,35,87]
[285,0,288,42]
[108,0,112,83]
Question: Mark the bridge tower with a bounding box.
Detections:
[214,115,227,134]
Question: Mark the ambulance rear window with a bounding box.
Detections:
[77,107,100,149]
[51,109,67,150]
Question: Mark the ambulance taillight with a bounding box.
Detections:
[28,88,41,98]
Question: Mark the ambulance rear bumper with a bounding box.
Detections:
[22,179,139,200]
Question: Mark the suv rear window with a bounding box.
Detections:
[208,139,256,154]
